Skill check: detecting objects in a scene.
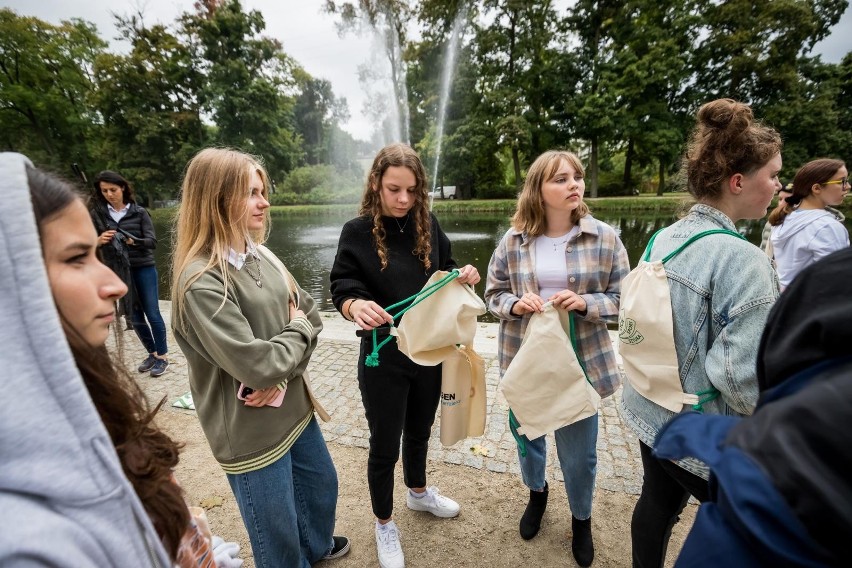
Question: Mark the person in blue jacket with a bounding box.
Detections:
[655,245,852,567]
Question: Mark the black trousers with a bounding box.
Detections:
[632,441,710,568]
[358,338,442,520]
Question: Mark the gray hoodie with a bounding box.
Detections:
[0,153,170,567]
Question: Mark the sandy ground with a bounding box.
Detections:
[158,412,695,568]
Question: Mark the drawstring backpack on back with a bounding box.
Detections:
[618,229,746,413]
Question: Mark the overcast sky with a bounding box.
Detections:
[3,0,851,142]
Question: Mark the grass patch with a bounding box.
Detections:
[152,194,843,219]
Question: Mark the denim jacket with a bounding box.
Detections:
[621,204,779,478]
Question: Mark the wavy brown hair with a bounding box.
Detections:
[684,98,782,203]
[512,150,590,236]
[769,158,845,226]
[28,166,188,561]
[359,143,432,271]
[172,148,270,332]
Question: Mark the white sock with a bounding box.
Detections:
[409,489,425,499]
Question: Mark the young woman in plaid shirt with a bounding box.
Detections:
[485,150,629,567]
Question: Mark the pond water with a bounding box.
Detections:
[152,209,849,320]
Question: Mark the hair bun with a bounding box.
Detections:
[697,98,753,134]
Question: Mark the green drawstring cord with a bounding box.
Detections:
[364,269,461,367]
[508,409,527,457]
[692,388,720,412]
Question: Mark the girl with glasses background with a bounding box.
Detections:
[769,158,849,289]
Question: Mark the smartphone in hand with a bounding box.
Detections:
[237,383,286,407]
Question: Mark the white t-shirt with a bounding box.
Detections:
[535,226,580,299]
[770,208,849,288]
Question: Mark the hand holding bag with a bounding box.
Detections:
[396,270,486,366]
[500,304,600,441]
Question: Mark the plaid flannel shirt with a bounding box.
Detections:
[484,215,630,398]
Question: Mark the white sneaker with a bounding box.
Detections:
[405,486,460,518]
[375,520,405,568]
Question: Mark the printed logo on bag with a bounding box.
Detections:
[441,391,460,406]
[618,314,644,345]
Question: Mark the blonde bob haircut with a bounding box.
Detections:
[171,147,270,332]
[512,150,590,236]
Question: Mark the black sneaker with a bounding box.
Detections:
[150,359,169,377]
[138,354,157,373]
[321,536,350,561]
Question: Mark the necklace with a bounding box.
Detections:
[551,238,569,252]
[393,214,410,233]
[243,255,263,288]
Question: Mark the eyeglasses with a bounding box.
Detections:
[823,177,849,188]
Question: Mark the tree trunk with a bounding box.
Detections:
[657,158,666,196]
[589,137,599,198]
[512,144,521,189]
[623,137,635,195]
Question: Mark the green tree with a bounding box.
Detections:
[180,0,303,177]
[324,0,413,143]
[293,75,350,166]
[93,15,206,201]
[0,9,105,172]
[694,0,847,111]
[477,0,565,188]
[564,0,624,197]
[764,56,852,177]
[606,0,698,195]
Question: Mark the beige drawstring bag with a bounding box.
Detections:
[438,345,487,446]
[396,270,487,366]
[619,229,745,413]
[500,303,600,440]
[258,245,331,422]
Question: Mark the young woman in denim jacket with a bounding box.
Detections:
[485,150,630,567]
[621,98,781,568]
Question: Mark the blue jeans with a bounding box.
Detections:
[517,413,598,520]
[226,417,337,568]
[129,265,168,356]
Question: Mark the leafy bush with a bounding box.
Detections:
[270,164,364,204]
[282,165,337,194]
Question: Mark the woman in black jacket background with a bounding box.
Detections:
[90,170,169,376]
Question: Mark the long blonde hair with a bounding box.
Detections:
[171,148,270,332]
[512,150,590,236]
[359,143,432,271]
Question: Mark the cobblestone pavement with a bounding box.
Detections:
[125,303,644,497]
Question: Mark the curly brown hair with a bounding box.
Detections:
[359,143,432,271]
[684,98,782,202]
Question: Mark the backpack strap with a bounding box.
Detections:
[643,228,745,263]
[661,229,746,264]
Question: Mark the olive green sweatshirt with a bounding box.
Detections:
[173,253,322,474]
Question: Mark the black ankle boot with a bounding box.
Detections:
[571,516,594,567]
[519,483,548,540]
